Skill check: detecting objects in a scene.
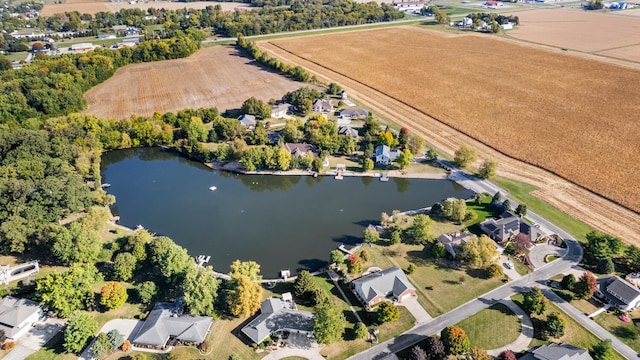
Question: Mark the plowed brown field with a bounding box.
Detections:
[84,46,304,119]
[259,27,640,244]
[41,0,249,16]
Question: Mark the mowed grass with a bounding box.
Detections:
[512,295,626,360]
[593,309,640,353]
[377,243,504,317]
[319,306,415,360]
[455,303,521,350]
[492,176,594,242]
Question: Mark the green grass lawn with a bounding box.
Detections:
[511,294,626,360]
[380,243,504,317]
[593,309,640,353]
[492,177,594,242]
[455,303,521,350]
[319,306,415,360]
[4,51,28,62]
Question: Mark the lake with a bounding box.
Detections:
[101,148,473,278]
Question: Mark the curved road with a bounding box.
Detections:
[349,163,639,360]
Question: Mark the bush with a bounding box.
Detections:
[406,264,416,274]
[376,302,400,324]
[430,242,446,258]
[199,339,211,352]
[354,322,368,340]
[487,263,504,278]
[2,342,15,350]
[561,274,576,291]
[360,249,370,262]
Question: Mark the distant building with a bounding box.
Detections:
[312,99,333,113]
[69,43,94,52]
[270,103,291,119]
[352,267,416,307]
[338,108,368,125]
[237,114,257,129]
[0,296,43,340]
[392,2,430,13]
[595,275,640,312]
[284,143,317,158]
[97,33,116,39]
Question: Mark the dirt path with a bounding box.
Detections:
[258,40,640,245]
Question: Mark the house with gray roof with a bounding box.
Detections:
[312,99,333,113]
[270,103,291,119]
[520,343,593,360]
[284,143,317,158]
[238,114,257,129]
[480,211,543,243]
[374,145,400,165]
[436,232,475,257]
[351,267,416,307]
[338,126,359,138]
[0,296,42,340]
[595,275,640,312]
[241,296,314,344]
[131,301,213,349]
[338,108,368,125]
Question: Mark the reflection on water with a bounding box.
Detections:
[101,148,473,277]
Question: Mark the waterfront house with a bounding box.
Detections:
[351,267,416,307]
[0,296,43,340]
[241,295,314,344]
[436,232,475,257]
[374,145,400,165]
[284,143,317,158]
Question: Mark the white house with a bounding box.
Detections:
[312,99,333,113]
[374,145,400,165]
[0,296,43,340]
[237,114,257,129]
[270,103,291,119]
[596,275,640,312]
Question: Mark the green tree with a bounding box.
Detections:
[228,274,263,317]
[363,226,380,243]
[64,313,98,354]
[545,312,566,338]
[561,274,576,291]
[390,227,402,244]
[376,302,400,323]
[522,287,548,315]
[597,258,615,274]
[406,264,416,274]
[441,326,470,355]
[354,322,368,340]
[487,263,504,278]
[461,235,497,269]
[92,332,110,359]
[591,339,616,360]
[294,270,316,299]
[326,82,342,95]
[574,271,597,300]
[113,252,137,282]
[50,222,101,265]
[626,245,640,272]
[478,159,497,179]
[124,229,153,262]
[584,231,622,263]
[454,144,477,168]
[330,250,345,266]
[406,214,434,244]
[37,264,100,318]
[431,242,446,258]
[241,96,270,119]
[442,198,468,223]
[362,157,374,172]
[396,149,413,169]
[515,204,527,216]
[183,266,220,317]
[491,21,501,33]
[100,281,128,310]
[107,329,124,350]
[137,281,157,305]
[360,249,370,262]
[313,303,345,345]
[149,236,192,284]
[276,147,292,170]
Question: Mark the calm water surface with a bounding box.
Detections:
[101,148,473,277]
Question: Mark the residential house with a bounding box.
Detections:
[284,143,317,158]
[270,103,291,119]
[352,267,416,307]
[520,343,593,360]
[374,145,400,165]
[436,232,475,257]
[595,275,640,312]
[238,114,257,129]
[338,108,368,125]
[131,301,213,348]
[312,99,333,113]
[0,296,43,340]
[338,126,359,138]
[479,211,543,243]
[241,295,314,344]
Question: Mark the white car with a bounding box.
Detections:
[504,261,514,270]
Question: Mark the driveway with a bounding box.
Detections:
[499,254,523,281]
[529,244,566,269]
[79,319,143,360]
[397,297,432,325]
[261,333,323,360]
[4,318,66,360]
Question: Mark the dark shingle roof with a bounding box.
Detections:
[531,343,593,360]
[606,276,640,305]
[352,267,415,303]
[132,302,213,347]
[241,298,313,344]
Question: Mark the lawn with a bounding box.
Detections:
[492,177,594,242]
[380,243,504,317]
[319,306,415,360]
[5,51,28,62]
[511,294,626,360]
[593,309,640,353]
[455,303,521,350]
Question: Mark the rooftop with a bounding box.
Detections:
[241,297,314,344]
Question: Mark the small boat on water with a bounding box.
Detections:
[380,173,389,182]
[101,183,111,188]
[209,186,217,191]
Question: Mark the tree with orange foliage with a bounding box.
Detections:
[575,271,597,300]
[347,254,363,274]
[441,326,470,355]
[121,340,132,352]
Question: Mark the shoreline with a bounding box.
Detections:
[211,160,448,180]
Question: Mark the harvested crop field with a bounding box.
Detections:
[84,46,304,120]
[507,9,640,63]
[260,27,640,242]
[41,0,249,16]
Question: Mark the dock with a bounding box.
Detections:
[380,173,389,182]
[195,255,211,268]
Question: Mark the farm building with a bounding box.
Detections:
[69,43,94,52]
[392,2,430,13]
[500,23,513,30]
[351,267,416,307]
[483,0,503,7]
